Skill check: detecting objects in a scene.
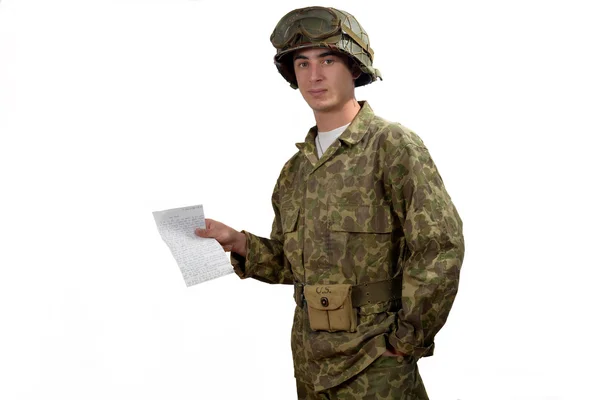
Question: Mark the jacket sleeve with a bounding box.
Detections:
[386,143,465,359]
[230,180,294,284]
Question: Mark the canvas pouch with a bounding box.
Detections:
[303,284,357,332]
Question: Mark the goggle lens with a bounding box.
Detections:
[272,8,340,49]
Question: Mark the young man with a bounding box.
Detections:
[195,7,464,399]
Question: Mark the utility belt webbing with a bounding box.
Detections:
[293,278,402,308]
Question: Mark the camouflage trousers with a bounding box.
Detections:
[296,355,429,400]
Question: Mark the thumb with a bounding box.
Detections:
[194,227,213,238]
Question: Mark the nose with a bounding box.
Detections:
[308,63,323,83]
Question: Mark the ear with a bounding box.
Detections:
[349,60,362,80]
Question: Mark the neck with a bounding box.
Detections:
[314,99,361,132]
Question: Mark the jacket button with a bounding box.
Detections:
[320,297,329,307]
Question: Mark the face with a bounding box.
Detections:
[292,48,358,114]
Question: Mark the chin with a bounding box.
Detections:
[308,100,338,113]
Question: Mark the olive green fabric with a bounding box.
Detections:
[270,6,382,89]
[231,101,464,392]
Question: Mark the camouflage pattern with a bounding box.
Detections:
[231,101,464,393]
[296,355,428,399]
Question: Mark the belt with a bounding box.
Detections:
[293,278,402,308]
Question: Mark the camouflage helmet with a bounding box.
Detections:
[270,6,382,89]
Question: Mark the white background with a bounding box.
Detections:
[1,0,599,399]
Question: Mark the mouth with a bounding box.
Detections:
[307,89,327,96]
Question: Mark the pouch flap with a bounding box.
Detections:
[303,284,352,310]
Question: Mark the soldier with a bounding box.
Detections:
[195,6,464,399]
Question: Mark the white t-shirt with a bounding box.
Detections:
[316,123,351,158]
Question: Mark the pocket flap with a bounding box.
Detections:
[304,284,352,310]
[281,206,299,233]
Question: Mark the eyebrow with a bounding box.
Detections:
[293,51,338,61]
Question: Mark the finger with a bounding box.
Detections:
[222,245,233,252]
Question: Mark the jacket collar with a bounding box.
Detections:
[296,101,375,166]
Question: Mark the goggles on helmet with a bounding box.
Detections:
[271,7,374,61]
[271,7,341,49]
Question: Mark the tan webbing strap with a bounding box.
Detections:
[351,278,403,307]
[293,278,402,308]
[341,23,375,60]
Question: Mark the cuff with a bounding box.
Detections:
[388,334,435,359]
[230,230,259,279]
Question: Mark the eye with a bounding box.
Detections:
[296,61,308,68]
[323,59,334,65]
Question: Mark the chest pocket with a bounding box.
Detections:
[281,205,300,233]
[280,206,302,275]
[327,203,394,278]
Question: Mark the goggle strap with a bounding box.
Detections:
[340,23,374,60]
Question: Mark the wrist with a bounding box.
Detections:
[232,231,247,257]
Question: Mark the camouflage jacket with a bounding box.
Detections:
[231,101,464,392]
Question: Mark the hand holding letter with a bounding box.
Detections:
[195,219,247,257]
